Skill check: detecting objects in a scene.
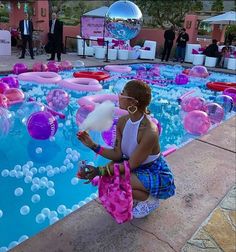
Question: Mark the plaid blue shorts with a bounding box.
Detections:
[133,155,176,200]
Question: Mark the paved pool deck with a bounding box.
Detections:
[1,52,235,252]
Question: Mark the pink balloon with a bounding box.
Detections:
[13,63,28,74]
[184,110,211,135]
[1,76,19,88]
[175,74,189,85]
[47,62,59,72]
[4,88,25,105]
[203,102,224,124]
[0,81,9,93]
[33,62,48,72]
[46,89,70,111]
[181,96,205,112]
[0,94,8,108]
[59,60,72,70]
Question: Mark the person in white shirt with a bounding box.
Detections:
[19,13,34,59]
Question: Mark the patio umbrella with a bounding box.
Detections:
[202,11,236,25]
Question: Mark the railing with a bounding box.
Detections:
[64,36,109,62]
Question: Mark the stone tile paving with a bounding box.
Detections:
[182,186,236,252]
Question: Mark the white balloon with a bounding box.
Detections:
[31,194,41,203]
[35,147,43,154]
[47,188,55,197]
[36,213,46,224]
[41,208,50,217]
[14,187,24,196]
[1,169,9,177]
[57,205,66,215]
[20,205,30,215]
[71,177,79,185]
[18,235,29,243]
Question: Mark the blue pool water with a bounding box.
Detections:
[0,63,235,251]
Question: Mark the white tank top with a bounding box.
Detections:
[121,115,160,164]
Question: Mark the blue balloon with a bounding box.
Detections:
[215,95,233,113]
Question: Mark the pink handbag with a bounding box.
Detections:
[98,161,133,224]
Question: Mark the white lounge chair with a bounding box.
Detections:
[76,35,94,56]
[139,40,157,60]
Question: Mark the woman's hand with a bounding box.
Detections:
[77,165,98,183]
[76,131,96,148]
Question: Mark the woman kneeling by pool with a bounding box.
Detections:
[77,80,175,218]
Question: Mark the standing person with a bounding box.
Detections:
[77,80,175,219]
[18,13,34,59]
[48,12,63,62]
[161,26,175,62]
[174,28,189,63]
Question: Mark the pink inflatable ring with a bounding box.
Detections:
[18,72,62,84]
[58,78,102,92]
[104,65,132,73]
[77,93,127,117]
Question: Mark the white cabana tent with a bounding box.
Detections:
[81,6,109,38]
[202,11,236,24]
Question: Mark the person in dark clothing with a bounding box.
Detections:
[174,28,189,63]
[203,39,225,67]
[161,26,175,62]
[47,12,63,62]
[203,39,220,57]
[18,13,34,59]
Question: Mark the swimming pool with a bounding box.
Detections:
[0,63,235,251]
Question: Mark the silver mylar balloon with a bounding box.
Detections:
[105,0,143,41]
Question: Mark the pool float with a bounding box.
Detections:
[58,78,102,92]
[206,82,236,92]
[73,71,110,81]
[104,65,132,73]
[77,94,127,117]
[18,72,62,84]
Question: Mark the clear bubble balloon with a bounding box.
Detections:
[0,107,12,138]
[105,0,143,40]
[181,96,205,112]
[0,209,3,218]
[215,95,233,113]
[17,101,44,124]
[4,88,24,105]
[203,102,224,124]
[183,110,211,135]
[46,89,70,111]
[189,66,209,78]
